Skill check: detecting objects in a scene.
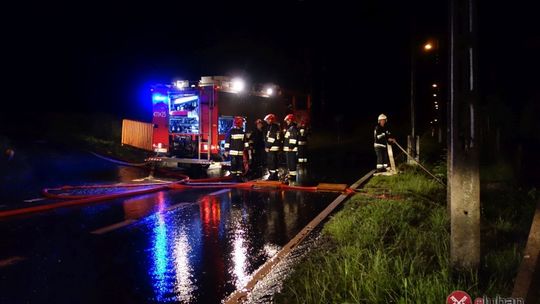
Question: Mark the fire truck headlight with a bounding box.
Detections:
[232,78,245,93]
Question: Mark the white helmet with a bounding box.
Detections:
[378,114,387,121]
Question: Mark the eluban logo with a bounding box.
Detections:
[447,290,472,304]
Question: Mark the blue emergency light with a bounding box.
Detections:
[152,94,167,103]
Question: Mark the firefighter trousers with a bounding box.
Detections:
[297,145,308,164]
[267,151,279,177]
[375,146,389,171]
[249,148,266,177]
[286,151,297,178]
[253,148,266,168]
[230,155,244,176]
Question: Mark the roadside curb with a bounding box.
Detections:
[223,169,376,304]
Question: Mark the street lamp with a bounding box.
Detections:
[409,39,436,163]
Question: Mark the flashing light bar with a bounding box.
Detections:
[173,95,199,104]
[152,94,167,102]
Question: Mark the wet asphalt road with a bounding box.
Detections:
[0,142,372,303]
[0,188,336,303]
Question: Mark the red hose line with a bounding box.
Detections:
[168,182,255,190]
[42,174,190,200]
[186,176,233,183]
[0,185,168,219]
[2,169,349,219]
[281,185,318,191]
[168,182,321,192]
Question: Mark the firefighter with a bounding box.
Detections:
[224,116,249,181]
[248,118,266,178]
[297,118,310,165]
[264,113,281,181]
[283,114,299,184]
[374,114,394,172]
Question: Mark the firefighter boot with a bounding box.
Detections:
[283,175,297,186]
[268,172,279,181]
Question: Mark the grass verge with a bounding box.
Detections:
[275,168,536,303]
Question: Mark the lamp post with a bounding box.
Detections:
[409,40,435,164]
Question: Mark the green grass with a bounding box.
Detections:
[275,169,535,303]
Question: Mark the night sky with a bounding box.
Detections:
[3,1,539,137]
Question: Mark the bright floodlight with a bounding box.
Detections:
[232,78,245,93]
[424,43,433,50]
[176,80,188,89]
[432,83,438,88]
[266,88,273,96]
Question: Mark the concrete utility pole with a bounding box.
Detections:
[448,0,481,269]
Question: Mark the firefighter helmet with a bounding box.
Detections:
[284,114,295,122]
[264,114,276,123]
[234,116,245,127]
[378,114,387,121]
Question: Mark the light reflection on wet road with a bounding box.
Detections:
[0,142,371,303]
[0,187,336,303]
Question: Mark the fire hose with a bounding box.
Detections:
[1,174,344,219]
[0,150,355,219]
[392,140,446,186]
[89,151,147,167]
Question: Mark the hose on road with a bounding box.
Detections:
[88,151,148,167]
[1,149,352,218]
[392,141,446,186]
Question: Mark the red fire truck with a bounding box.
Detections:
[128,76,310,167]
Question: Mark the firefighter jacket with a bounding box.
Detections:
[225,127,249,156]
[298,126,310,147]
[248,128,265,151]
[374,124,391,148]
[283,123,299,152]
[265,123,282,152]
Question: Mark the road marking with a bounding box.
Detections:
[91,219,137,235]
[91,184,237,236]
[0,256,26,268]
[164,202,197,212]
[91,202,197,235]
[208,189,231,196]
[23,197,46,203]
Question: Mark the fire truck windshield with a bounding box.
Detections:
[169,93,200,134]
